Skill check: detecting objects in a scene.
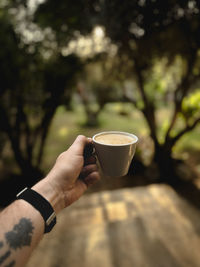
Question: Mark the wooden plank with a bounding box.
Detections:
[26,184,200,267]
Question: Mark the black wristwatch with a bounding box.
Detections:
[16,187,56,233]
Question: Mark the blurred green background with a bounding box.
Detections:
[0,0,200,206]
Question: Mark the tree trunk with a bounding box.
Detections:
[153,142,177,184]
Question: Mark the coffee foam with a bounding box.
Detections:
[95,133,135,145]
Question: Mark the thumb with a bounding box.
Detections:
[69,135,92,156]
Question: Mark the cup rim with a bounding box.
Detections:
[92,131,138,146]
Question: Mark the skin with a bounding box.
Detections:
[0,135,100,267]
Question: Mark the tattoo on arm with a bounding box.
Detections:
[3,260,16,267]
[5,218,34,250]
[0,218,34,266]
[0,251,11,265]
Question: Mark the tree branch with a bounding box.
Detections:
[165,49,198,141]
[134,57,159,145]
[171,116,200,146]
[16,100,33,161]
[0,105,27,171]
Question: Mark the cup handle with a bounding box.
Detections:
[83,143,95,160]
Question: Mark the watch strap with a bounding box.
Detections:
[16,187,56,233]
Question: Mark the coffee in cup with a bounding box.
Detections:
[93,131,138,177]
[94,133,135,145]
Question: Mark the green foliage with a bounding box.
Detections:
[144,77,165,102]
[182,90,200,117]
[34,0,97,46]
[1,0,200,178]
[0,2,83,177]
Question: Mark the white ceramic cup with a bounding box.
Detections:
[92,131,138,177]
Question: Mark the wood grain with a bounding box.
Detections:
[26,184,200,267]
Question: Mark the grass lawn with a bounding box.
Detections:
[43,104,147,171]
[43,104,200,174]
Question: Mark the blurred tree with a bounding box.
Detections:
[34,0,113,127]
[1,0,198,184]
[0,3,81,186]
[34,0,98,46]
[33,0,200,181]
[97,0,200,181]
[76,55,128,126]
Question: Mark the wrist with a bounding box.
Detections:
[32,177,65,214]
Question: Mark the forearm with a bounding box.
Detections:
[32,177,65,214]
[0,178,63,267]
[0,199,44,267]
[0,135,100,267]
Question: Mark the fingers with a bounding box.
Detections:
[80,164,98,177]
[83,142,94,159]
[69,135,92,156]
[74,170,100,197]
[84,172,100,187]
[79,164,101,187]
[84,155,96,165]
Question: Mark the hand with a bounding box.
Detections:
[34,135,100,213]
